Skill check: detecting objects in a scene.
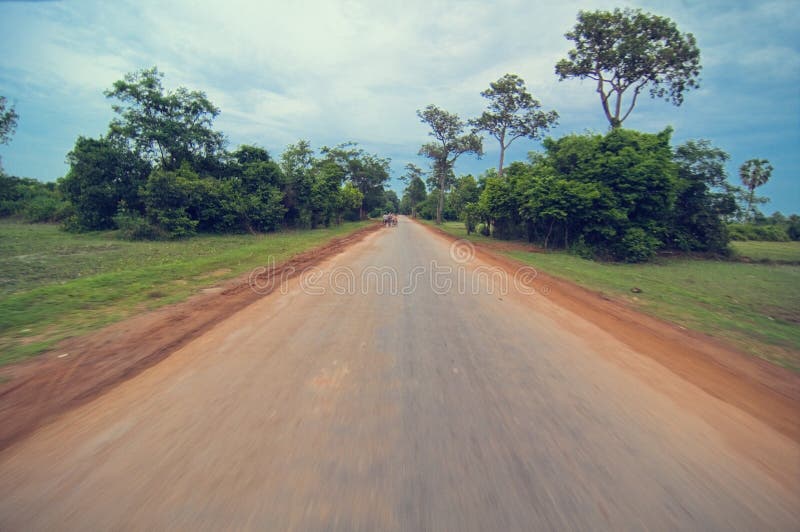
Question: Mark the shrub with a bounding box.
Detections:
[113,209,166,240]
[23,196,69,223]
[614,227,661,262]
[727,223,789,241]
[142,165,199,238]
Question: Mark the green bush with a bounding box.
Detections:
[23,196,68,223]
[728,223,789,242]
[142,165,199,239]
[113,209,166,240]
[569,236,595,260]
[615,227,661,262]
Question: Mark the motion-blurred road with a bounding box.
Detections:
[0,216,797,530]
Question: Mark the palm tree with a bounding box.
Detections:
[739,159,773,220]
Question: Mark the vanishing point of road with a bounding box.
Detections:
[0,217,797,530]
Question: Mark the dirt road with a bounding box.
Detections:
[1,217,798,530]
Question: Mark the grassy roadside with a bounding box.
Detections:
[0,220,373,365]
[424,220,800,371]
[730,241,800,263]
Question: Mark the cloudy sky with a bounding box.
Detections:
[1,0,798,212]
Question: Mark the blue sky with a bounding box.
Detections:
[1,0,798,213]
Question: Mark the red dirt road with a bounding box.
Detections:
[0,217,798,530]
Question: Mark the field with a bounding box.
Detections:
[731,240,800,263]
[428,221,800,371]
[0,220,372,365]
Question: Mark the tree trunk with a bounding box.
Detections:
[544,218,555,249]
[436,170,445,224]
[436,187,444,224]
[498,145,506,178]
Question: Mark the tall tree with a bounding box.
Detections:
[417,105,483,223]
[470,74,558,177]
[105,67,225,169]
[739,158,773,220]
[555,8,701,128]
[400,164,427,218]
[280,140,316,227]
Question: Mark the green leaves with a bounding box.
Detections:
[105,67,225,170]
[739,158,774,221]
[62,136,151,230]
[555,8,701,127]
[417,104,483,223]
[470,74,558,176]
[739,159,773,192]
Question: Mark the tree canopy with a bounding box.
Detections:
[470,74,558,176]
[105,67,226,170]
[555,8,701,128]
[417,104,482,223]
[739,159,773,221]
[50,68,387,238]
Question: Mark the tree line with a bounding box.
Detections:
[405,7,782,261]
[0,68,398,238]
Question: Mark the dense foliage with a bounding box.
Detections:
[400,7,790,262]
[50,69,392,238]
[555,8,701,128]
[470,74,558,177]
[0,174,70,222]
[408,128,751,262]
[417,105,482,224]
[728,212,800,242]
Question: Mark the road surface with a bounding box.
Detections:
[0,217,798,530]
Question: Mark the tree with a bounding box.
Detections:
[337,182,363,223]
[60,136,151,230]
[0,96,19,170]
[405,177,427,218]
[398,162,425,188]
[555,8,701,128]
[383,189,400,212]
[227,145,286,232]
[669,140,736,252]
[105,67,225,170]
[321,143,390,219]
[739,159,773,221]
[417,105,483,223]
[470,74,558,177]
[309,161,345,228]
[449,175,480,220]
[280,140,316,227]
[400,163,427,218]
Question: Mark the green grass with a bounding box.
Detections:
[0,220,372,365]
[428,221,800,371]
[731,240,800,263]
